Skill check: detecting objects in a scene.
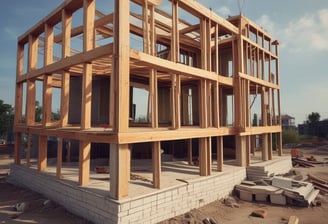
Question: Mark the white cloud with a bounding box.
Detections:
[217,6,232,18]
[280,9,328,53]
[4,27,18,40]
[256,14,275,34]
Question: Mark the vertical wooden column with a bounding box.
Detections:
[110,144,130,199]
[268,133,273,160]
[14,133,22,165]
[217,136,223,172]
[200,79,208,128]
[26,80,36,125]
[152,141,161,189]
[81,0,95,129]
[112,0,130,132]
[79,141,91,185]
[57,138,63,179]
[42,23,54,126]
[199,137,210,176]
[278,132,283,156]
[60,9,72,127]
[188,139,193,165]
[38,135,48,172]
[42,75,53,126]
[14,43,24,125]
[26,133,31,166]
[236,136,247,166]
[262,134,269,161]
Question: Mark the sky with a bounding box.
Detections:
[0,0,327,125]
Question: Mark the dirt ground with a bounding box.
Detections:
[1,143,328,224]
[0,145,91,224]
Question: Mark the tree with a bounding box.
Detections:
[307,112,320,123]
[0,100,14,136]
[307,112,320,137]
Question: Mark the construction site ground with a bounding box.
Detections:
[1,143,328,224]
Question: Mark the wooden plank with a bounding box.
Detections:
[200,79,208,128]
[57,137,63,178]
[188,138,193,165]
[28,35,38,72]
[199,137,209,176]
[236,136,247,166]
[38,135,48,172]
[130,49,219,81]
[262,133,268,161]
[44,23,54,66]
[79,140,91,185]
[83,0,95,52]
[149,69,158,128]
[207,137,212,175]
[217,136,223,172]
[132,0,162,6]
[268,133,273,160]
[152,141,161,189]
[14,84,23,125]
[110,143,130,199]
[177,0,239,34]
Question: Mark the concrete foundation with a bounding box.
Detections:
[8,156,291,224]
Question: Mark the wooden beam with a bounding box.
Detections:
[188,139,193,165]
[28,35,38,72]
[199,137,210,176]
[268,133,273,160]
[236,135,247,166]
[57,137,63,178]
[110,143,130,199]
[26,133,31,166]
[62,8,72,58]
[152,141,161,189]
[79,140,91,185]
[38,135,48,171]
[14,84,23,125]
[17,43,113,83]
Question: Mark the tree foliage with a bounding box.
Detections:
[307,112,320,123]
[0,100,14,136]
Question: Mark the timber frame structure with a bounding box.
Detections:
[14,0,282,200]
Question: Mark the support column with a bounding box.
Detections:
[26,80,36,125]
[79,141,91,185]
[199,137,210,176]
[57,138,63,179]
[38,135,48,172]
[14,133,22,165]
[26,133,31,166]
[236,135,247,166]
[217,136,223,172]
[42,75,52,126]
[110,144,130,199]
[152,141,161,189]
[262,133,269,161]
[188,139,193,165]
[268,133,273,160]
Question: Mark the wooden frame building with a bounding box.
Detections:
[14,0,282,200]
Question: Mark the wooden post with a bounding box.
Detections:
[81,0,95,129]
[14,132,22,165]
[66,140,71,162]
[38,135,48,172]
[57,138,63,179]
[112,0,130,132]
[199,137,209,176]
[26,133,31,166]
[236,136,247,166]
[26,80,36,125]
[60,8,72,127]
[14,43,24,125]
[152,141,161,189]
[110,143,130,199]
[262,133,268,161]
[207,137,212,175]
[188,139,193,165]
[42,75,52,126]
[268,133,273,160]
[217,136,223,172]
[79,141,91,185]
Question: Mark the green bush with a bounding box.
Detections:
[282,129,299,144]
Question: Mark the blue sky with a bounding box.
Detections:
[0,0,327,125]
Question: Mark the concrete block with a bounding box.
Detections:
[255,193,268,202]
[239,190,253,202]
[270,193,286,205]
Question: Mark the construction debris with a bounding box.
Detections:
[288,215,299,224]
[235,176,320,207]
[250,209,268,218]
[308,174,328,194]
